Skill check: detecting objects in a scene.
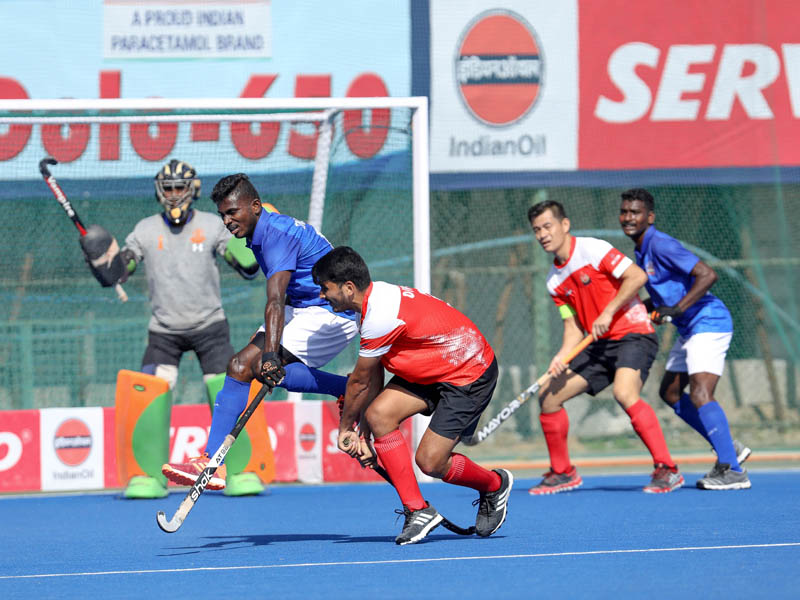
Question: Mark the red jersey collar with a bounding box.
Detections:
[360,281,374,323]
[554,236,576,268]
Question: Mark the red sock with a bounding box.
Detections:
[443,453,501,492]
[626,399,674,467]
[540,409,571,473]
[373,430,425,511]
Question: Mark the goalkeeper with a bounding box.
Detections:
[118,159,264,498]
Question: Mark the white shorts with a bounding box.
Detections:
[665,331,733,376]
[256,305,359,368]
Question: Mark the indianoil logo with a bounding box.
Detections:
[299,423,317,453]
[53,418,92,466]
[455,10,544,127]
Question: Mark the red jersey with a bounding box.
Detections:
[359,281,495,386]
[546,236,654,340]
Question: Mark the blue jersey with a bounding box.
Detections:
[247,211,355,320]
[634,226,732,337]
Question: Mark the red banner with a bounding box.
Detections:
[579,0,800,169]
[321,400,413,482]
[1,401,419,492]
[266,402,297,482]
[0,410,40,492]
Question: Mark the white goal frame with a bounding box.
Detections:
[0,96,431,295]
[0,96,433,481]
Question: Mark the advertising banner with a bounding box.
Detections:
[3,401,423,492]
[103,0,272,60]
[265,401,297,483]
[0,1,411,178]
[294,401,323,484]
[429,0,578,173]
[39,407,105,491]
[321,400,414,483]
[168,404,212,466]
[0,410,40,493]
[579,0,800,169]
[165,402,298,483]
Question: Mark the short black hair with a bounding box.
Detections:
[621,188,655,212]
[211,173,259,205]
[312,246,372,291]
[527,200,567,223]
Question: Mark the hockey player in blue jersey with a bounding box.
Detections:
[163,173,358,489]
[619,188,750,490]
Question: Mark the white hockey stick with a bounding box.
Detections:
[461,335,593,446]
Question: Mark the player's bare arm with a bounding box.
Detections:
[338,355,383,457]
[258,270,292,386]
[675,260,717,313]
[592,263,648,339]
[550,316,585,377]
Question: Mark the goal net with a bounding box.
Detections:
[0,97,429,410]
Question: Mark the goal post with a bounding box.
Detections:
[0,97,431,418]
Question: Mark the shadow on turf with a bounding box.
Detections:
[158,531,484,555]
[513,485,643,494]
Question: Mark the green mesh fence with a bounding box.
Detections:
[428,185,800,462]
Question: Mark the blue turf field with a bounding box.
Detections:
[1,470,799,599]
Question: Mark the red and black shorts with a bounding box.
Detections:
[569,332,658,396]
[387,357,498,441]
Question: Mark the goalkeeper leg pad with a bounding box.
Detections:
[115,370,172,498]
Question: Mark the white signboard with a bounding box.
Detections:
[39,407,105,491]
[293,401,322,484]
[429,0,578,173]
[103,0,271,59]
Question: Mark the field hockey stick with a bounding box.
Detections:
[39,157,128,302]
[371,463,476,536]
[461,334,594,446]
[156,383,272,533]
[341,417,476,536]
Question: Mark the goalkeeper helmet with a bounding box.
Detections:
[155,159,201,226]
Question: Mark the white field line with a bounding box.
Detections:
[1,542,799,580]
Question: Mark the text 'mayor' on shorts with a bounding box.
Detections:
[666,331,733,376]
[388,358,498,441]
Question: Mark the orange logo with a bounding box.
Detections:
[190,229,206,244]
[157,234,164,250]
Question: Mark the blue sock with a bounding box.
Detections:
[698,401,740,470]
[673,393,711,443]
[280,362,347,397]
[205,376,251,458]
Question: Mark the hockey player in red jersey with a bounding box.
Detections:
[312,246,512,546]
[527,200,683,496]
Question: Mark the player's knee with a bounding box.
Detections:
[226,354,252,380]
[612,384,639,407]
[689,387,713,406]
[539,392,561,413]
[414,448,447,478]
[364,402,398,433]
